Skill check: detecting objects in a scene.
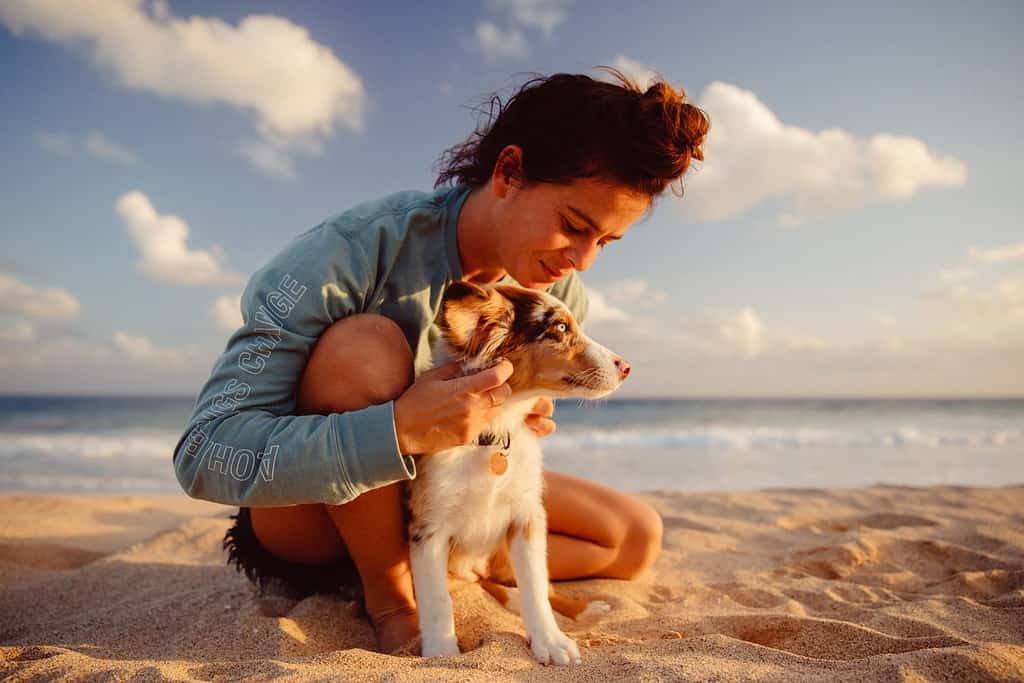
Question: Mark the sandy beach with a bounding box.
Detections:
[1,485,1022,682]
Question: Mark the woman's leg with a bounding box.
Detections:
[250,313,419,653]
[542,470,664,580]
[483,471,665,585]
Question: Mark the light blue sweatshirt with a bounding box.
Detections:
[172,184,589,507]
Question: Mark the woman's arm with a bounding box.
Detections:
[172,223,415,507]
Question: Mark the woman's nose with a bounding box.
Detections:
[614,355,631,379]
[567,241,600,272]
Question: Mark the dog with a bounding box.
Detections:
[405,280,631,665]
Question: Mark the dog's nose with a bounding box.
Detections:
[614,356,631,379]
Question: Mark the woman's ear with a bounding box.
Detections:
[492,145,525,195]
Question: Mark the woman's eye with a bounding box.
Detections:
[561,218,585,235]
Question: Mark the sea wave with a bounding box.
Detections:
[0,423,1020,462]
[0,431,179,460]
[0,473,174,492]
[546,425,1023,451]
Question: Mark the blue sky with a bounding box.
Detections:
[1,0,1021,396]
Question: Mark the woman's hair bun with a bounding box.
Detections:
[435,65,711,201]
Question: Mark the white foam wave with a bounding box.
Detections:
[0,423,1020,463]
[546,425,1023,451]
[0,431,178,460]
[0,474,173,491]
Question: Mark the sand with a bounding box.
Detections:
[1,485,1022,682]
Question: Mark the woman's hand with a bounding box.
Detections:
[524,396,556,438]
[393,359,514,455]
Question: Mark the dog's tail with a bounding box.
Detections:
[479,579,611,621]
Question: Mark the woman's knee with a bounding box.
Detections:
[296,313,414,414]
[607,500,664,579]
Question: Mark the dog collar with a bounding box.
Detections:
[475,429,511,475]
[474,429,511,449]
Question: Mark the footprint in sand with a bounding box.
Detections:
[647,585,680,603]
[660,515,717,533]
[0,541,107,571]
[700,614,965,660]
[784,537,1022,600]
[776,513,938,533]
[709,582,789,609]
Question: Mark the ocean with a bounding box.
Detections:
[1,395,1021,496]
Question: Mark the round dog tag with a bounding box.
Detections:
[489,451,508,475]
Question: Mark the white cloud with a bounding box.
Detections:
[84,130,137,165]
[487,0,571,39]
[0,328,211,391]
[968,241,1024,264]
[868,134,967,200]
[677,308,764,359]
[0,320,35,342]
[940,267,976,285]
[116,191,246,286]
[0,0,367,179]
[606,55,659,90]
[770,326,827,352]
[926,277,1024,321]
[112,330,189,366]
[474,0,570,62]
[927,242,1024,324]
[583,287,628,325]
[585,282,823,360]
[684,81,967,224]
[585,284,794,359]
[33,129,138,164]
[238,138,296,181]
[474,21,529,62]
[868,310,899,329]
[573,297,1024,397]
[0,272,81,319]
[212,295,243,332]
[34,130,72,155]
[0,334,112,371]
[604,279,667,305]
[584,282,829,361]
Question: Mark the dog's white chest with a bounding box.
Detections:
[406,425,543,559]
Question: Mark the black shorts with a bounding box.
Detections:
[222,506,363,601]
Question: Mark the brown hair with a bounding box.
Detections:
[433,65,710,211]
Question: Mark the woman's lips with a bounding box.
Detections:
[540,260,563,280]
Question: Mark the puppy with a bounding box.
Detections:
[405,281,631,665]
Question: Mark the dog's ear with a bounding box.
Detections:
[443,280,491,305]
[441,282,513,358]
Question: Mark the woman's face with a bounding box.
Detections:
[495,175,650,289]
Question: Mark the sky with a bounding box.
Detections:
[1,0,1021,397]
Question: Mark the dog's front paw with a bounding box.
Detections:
[527,628,581,665]
[421,633,460,658]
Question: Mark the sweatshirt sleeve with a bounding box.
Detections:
[172,222,416,507]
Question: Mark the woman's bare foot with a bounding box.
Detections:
[361,565,420,654]
[367,602,420,654]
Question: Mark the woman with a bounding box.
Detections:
[173,66,709,654]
